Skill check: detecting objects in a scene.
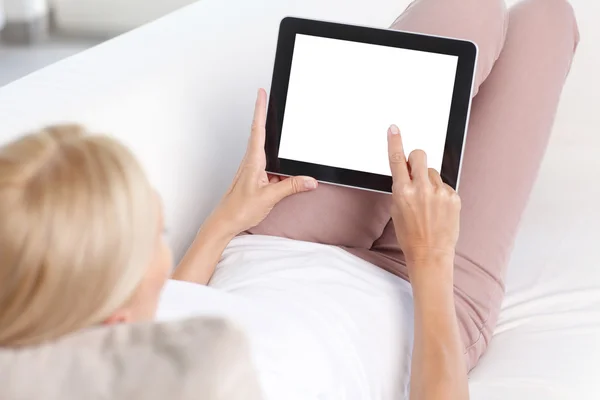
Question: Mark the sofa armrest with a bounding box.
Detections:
[52,0,197,35]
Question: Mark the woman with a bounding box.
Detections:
[0,0,578,398]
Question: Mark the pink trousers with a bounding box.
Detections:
[250,0,580,370]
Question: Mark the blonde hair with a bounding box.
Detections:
[0,125,157,347]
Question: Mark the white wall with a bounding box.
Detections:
[53,0,197,35]
[3,0,48,21]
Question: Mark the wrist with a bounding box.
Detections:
[200,209,239,243]
[407,254,455,290]
[405,247,455,266]
[174,209,236,286]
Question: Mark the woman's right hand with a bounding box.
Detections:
[214,89,317,237]
[386,124,461,281]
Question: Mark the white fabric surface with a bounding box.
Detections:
[0,0,598,398]
[158,235,414,400]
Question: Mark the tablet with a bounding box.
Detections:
[265,17,478,193]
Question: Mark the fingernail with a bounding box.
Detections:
[389,125,400,135]
[304,179,317,190]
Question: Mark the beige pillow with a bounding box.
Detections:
[0,317,263,400]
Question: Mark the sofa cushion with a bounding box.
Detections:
[0,317,263,400]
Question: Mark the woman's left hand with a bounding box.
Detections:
[214,89,318,236]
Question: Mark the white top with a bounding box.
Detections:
[157,235,415,400]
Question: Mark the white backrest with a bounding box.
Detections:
[0,0,405,258]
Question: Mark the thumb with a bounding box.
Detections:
[265,176,318,203]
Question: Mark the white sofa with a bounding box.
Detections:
[0,0,598,398]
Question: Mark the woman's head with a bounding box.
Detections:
[0,125,172,347]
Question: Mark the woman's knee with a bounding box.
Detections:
[390,0,509,96]
[511,0,580,51]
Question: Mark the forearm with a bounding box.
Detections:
[172,212,236,285]
[409,260,469,400]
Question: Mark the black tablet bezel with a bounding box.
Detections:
[265,17,477,192]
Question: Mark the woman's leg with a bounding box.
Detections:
[352,0,580,371]
[249,0,508,249]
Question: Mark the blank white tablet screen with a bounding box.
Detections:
[278,34,459,176]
